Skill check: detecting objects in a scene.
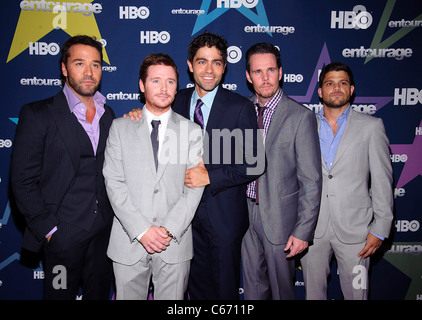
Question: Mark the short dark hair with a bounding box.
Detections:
[187,31,228,65]
[319,62,355,87]
[60,35,103,66]
[245,43,281,72]
[139,53,179,84]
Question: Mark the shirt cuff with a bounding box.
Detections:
[370,231,385,241]
[45,226,57,239]
[136,229,148,242]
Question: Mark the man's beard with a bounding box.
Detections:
[324,95,349,109]
[67,75,99,97]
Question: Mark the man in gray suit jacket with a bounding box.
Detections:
[241,43,322,299]
[300,62,393,300]
[103,54,204,299]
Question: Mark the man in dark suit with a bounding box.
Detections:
[10,35,115,299]
[177,32,265,299]
[241,43,322,299]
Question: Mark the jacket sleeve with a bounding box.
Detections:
[10,104,59,241]
[207,99,266,195]
[292,111,322,242]
[368,118,394,238]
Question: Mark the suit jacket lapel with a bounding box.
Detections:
[265,94,288,151]
[49,91,80,173]
[331,110,363,169]
[173,89,192,119]
[98,105,114,154]
[316,117,329,172]
[134,116,157,178]
[156,110,179,181]
[205,86,225,136]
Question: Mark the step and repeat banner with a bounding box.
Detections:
[0,0,421,300]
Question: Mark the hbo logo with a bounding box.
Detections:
[390,154,407,163]
[396,220,420,232]
[283,73,303,83]
[140,31,170,44]
[29,42,60,56]
[119,6,150,19]
[331,5,373,29]
[217,0,259,8]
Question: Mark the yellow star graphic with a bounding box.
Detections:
[7,0,109,64]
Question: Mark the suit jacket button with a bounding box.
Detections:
[328,174,333,179]
[154,189,159,194]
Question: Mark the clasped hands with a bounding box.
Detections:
[139,161,208,254]
[140,226,172,254]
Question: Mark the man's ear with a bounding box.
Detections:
[139,79,145,93]
[246,70,252,84]
[187,59,193,73]
[61,62,67,77]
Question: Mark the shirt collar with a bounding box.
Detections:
[63,83,106,113]
[143,105,172,127]
[192,85,219,110]
[253,88,283,110]
[317,104,351,122]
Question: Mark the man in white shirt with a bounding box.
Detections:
[103,53,204,299]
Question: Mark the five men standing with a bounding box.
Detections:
[10,32,393,300]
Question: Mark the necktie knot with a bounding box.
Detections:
[151,119,161,129]
[256,104,266,130]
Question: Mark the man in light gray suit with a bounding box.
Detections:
[103,53,204,299]
[241,43,322,299]
[300,62,393,300]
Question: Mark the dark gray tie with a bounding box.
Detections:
[151,120,161,170]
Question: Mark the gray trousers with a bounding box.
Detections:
[300,218,369,300]
[241,198,296,300]
[113,254,190,300]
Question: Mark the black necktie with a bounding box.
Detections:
[151,120,160,170]
[194,99,204,129]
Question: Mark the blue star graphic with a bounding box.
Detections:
[192,0,270,36]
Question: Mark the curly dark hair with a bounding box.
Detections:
[187,31,228,65]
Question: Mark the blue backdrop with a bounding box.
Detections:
[0,0,421,300]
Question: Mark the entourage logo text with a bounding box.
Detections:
[20,0,102,16]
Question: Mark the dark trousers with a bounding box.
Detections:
[42,213,112,300]
[188,203,243,300]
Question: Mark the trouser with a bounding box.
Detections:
[241,198,296,300]
[188,202,243,300]
[113,255,190,300]
[300,219,369,300]
[43,214,113,300]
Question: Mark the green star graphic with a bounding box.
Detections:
[384,242,422,300]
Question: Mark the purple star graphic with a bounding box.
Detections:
[390,120,422,188]
[290,43,393,112]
